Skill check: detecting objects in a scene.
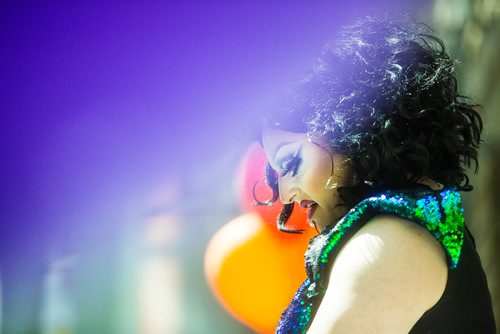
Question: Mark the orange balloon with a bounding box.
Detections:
[204,213,315,333]
[235,143,309,232]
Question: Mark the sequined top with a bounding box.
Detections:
[276,187,496,333]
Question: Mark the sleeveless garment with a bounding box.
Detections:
[276,187,496,333]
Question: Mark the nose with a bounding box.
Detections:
[278,178,299,204]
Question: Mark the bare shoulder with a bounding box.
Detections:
[307,215,448,334]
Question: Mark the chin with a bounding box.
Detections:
[313,219,328,232]
[317,215,341,231]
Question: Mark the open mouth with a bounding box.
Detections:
[307,203,318,220]
[300,200,318,228]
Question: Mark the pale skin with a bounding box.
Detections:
[262,128,448,333]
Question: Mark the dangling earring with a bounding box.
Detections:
[325,175,338,189]
[306,133,339,190]
[324,153,338,190]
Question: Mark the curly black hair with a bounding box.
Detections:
[255,15,483,233]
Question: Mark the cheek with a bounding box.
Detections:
[301,153,332,195]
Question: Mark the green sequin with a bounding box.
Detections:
[276,187,465,334]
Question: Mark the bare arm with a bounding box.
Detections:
[307,214,448,334]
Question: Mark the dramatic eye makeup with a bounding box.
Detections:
[278,147,303,177]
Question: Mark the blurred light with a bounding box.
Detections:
[137,212,183,333]
[40,255,78,334]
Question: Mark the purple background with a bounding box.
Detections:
[0,1,424,332]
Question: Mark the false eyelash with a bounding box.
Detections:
[280,149,302,177]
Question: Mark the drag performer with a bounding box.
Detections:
[257,15,496,333]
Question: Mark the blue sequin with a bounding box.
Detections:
[275,187,465,333]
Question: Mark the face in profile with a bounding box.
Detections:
[262,128,353,232]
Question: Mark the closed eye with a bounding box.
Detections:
[280,148,302,177]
